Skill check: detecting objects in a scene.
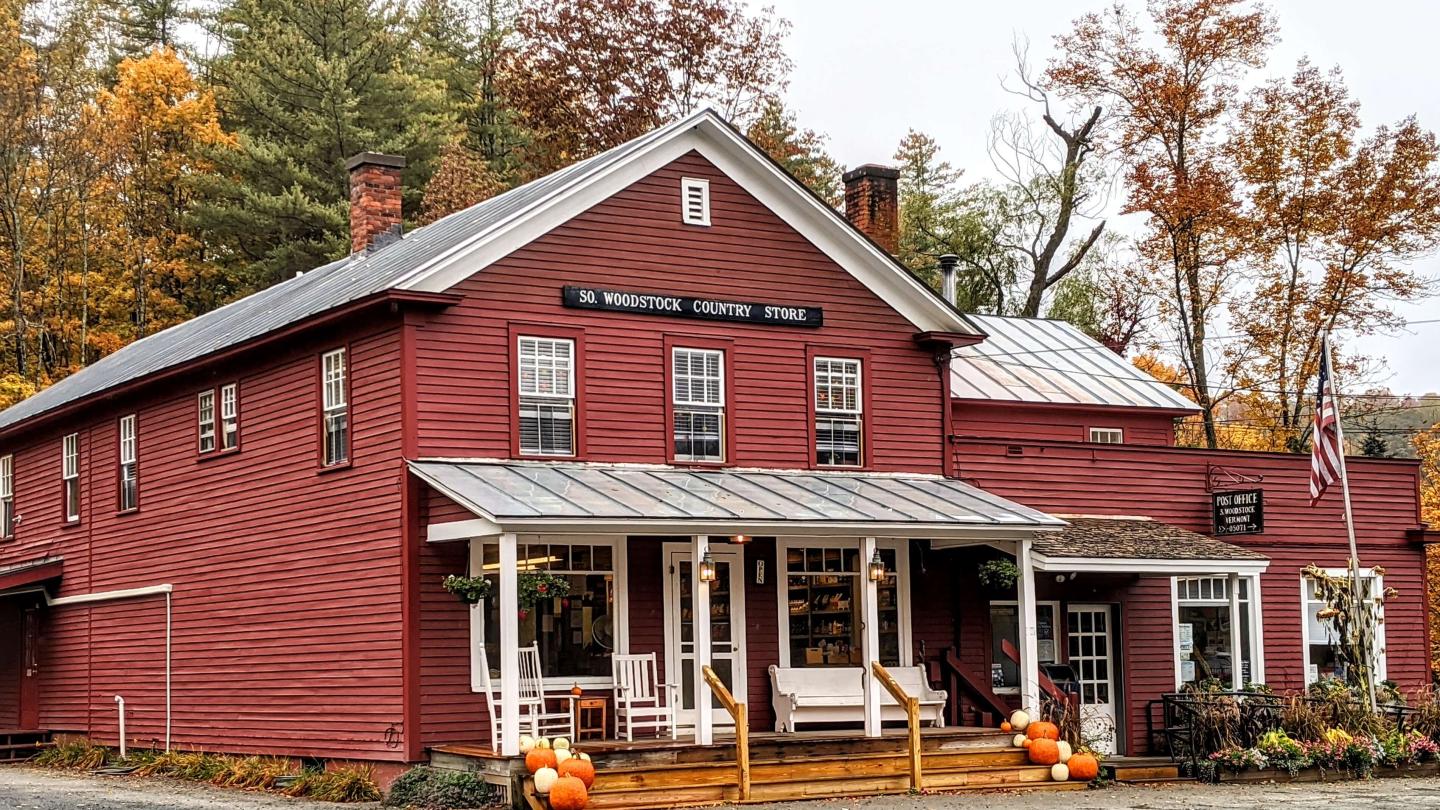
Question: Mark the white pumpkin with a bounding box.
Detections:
[1051,763,1069,782]
[1008,710,1030,732]
[554,748,573,765]
[533,766,559,794]
[577,752,591,762]
[519,735,536,753]
[1057,740,1073,764]
[535,737,552,750]
[552,737,571,750]
[1012,733,1028,748]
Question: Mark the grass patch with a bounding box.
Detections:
[33,738,109,770]
[211,755,295,790]
[135,750,231,781]
[383,766,498,809]
[287,764,382,803]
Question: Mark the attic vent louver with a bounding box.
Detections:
[681,177,710,226]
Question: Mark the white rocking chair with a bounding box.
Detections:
[612,653,678,741]
[476,645,576,751]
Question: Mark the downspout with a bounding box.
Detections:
[16,584,174,751]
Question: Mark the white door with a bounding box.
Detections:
[1067,604,1117,755]
[665,544,747,730]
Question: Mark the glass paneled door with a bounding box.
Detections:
[1067,604,1117,755]
[664,544,747,731]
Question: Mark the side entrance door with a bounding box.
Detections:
[1066,604,1117,755]
[663,543,747,731]
[20,605,40,728]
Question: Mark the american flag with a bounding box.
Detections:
[1309,340,1344,502]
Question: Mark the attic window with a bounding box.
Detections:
[681,177,710,226]
[1089,427,1124,444]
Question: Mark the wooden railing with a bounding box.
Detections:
[701,665,750,801]
[1000,638,1077,709]
[870,662,922,792]
[934,647,1010,727]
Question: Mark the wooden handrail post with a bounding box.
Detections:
[702,665,751,801]
[871,662,923,792]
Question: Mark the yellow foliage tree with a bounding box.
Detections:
[1133,353,1291,451]
[1415,422,1440,670]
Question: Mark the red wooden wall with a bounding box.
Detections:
[0,601,18,727]
[953,401,1180,447]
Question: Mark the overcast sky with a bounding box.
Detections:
[759,0,1440,396]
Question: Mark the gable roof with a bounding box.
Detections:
[0,110,978,435]
[950,314,1198,411]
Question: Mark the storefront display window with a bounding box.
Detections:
[785,544,901,667]
[1302,570,1386,684]
[1175,576,1253,688]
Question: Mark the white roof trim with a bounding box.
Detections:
[393,110,976,337]
[1032,552,1269,576]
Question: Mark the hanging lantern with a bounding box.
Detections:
[868,550,887,582]
[729,534,750,545]
[698,551,718,583]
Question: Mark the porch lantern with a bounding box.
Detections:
[729,534,750,545]
[698,551,718,583]
[868,550,887,582]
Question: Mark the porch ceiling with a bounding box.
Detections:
[1032,515,1269,575]
[411,459,1065,540]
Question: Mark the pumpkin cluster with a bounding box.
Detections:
[1002,714,1101,782]
[523,736,595,809]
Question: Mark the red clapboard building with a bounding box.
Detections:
[0,111,1429,790]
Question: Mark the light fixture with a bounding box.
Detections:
[698,551,718,583]
[868,550,887,582]
[729,534,750,545]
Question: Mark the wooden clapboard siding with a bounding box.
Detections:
[412,151,948,473]
[0,601,18,727]
[0,318,412,760]
[417,532,487,748]
[954,402,1179,447]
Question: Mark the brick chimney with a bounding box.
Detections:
[843,164,900,254]
[346,152,406,254]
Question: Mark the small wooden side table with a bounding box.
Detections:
[575,697,607,741]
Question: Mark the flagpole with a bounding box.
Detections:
[1323,332,1376,711]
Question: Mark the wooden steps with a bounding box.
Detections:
[1106,756,1182,783]
[0,730,51,763]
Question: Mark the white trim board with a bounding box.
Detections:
[1033,554,1269,577]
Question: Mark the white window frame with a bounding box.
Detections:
[1300,567,1386,684]
[1170,574,1266,690]
[989,599,1062,695]
[468,534,629,690]
[322,349,348,466]
[1089,427,1124,444]
[197,390,216,454]
[517,336,576,457]
[0,454,12,538]
[814,357,864,467]
[118,414,137,511]
[220,383,239,451]
[774,537,911,668]
[672,347,725,463]
[680,177,711,226]
[62,433,79,523]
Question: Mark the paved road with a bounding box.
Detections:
[0,767,380,809]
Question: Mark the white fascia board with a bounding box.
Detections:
[396,112,974,337]
[426,518,503,543]
[470,517,1049,541]
[1032,552,1270,576]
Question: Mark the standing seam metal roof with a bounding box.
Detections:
[951,314,1198,410]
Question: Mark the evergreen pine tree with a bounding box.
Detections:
[1361,427,1390,458]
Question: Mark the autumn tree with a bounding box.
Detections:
[745,97,842,206]
[503,0,791,174]
[419,141,505,224]
[1413,422,1440,668]
[1049,0,1278,448]
[1044,232,1155,353]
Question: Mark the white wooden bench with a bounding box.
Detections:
[768,665,947,732]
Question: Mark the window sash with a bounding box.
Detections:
[814,358,862,414]
[119,415,136,464]
[321,351,348,465]
[673,348,723,406]
[62,434,78,479]
[1089,428,1123,444]
[519,397,574,456]
[674,408,724,462]
[518,337,574,398]
[118,415,137,511]
[220,384,239,450]
[197,390,216,453]
[815,412,863,467]
[322,350,347,410]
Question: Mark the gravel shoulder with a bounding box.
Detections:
[0,766,382,809]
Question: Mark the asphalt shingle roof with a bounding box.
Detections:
[1034,516,1267,561]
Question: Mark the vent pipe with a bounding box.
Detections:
[938,254,959,305]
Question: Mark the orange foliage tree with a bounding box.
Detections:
[1415,423,1440,670]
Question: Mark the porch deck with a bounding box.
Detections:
[433,726,1086,807]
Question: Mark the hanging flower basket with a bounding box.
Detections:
[978,559,1020,590]
[518,572,571,608]
[442,574,493,605]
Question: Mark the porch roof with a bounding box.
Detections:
[1032,515,1269,575]
[412,459,1065,539]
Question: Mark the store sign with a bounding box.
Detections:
[1212,489,1264,536]
[562,285,822,327]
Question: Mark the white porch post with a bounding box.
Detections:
[1016,536,1042,714]
[498,532,522,755]
[860,536,881,737]
[692,535,713,745]
[1228,573,1243,690]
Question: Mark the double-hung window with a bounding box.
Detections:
[62,433,79,522]
[517,336,575,456]
[197,390,217,453]
[322,349,348,466]
[672,348,724,462]
[220,383,239,451]
[0,455,12,538]
[118,415,137,511]
[814,357,863,466]
[1303,569,1386,684]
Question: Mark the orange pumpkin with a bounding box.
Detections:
[559,756,596,788]
[549,775,589,810]
[1067,752,1099,781]
[525,747,558,774]
[1021,738,1033,749]
[1026,721,1060,741]
[1027,738,1061,766]
[1000,721,1012,733]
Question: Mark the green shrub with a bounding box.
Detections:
[33,738,109,770]
[290,764,382,803]
[384,766,498,809]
